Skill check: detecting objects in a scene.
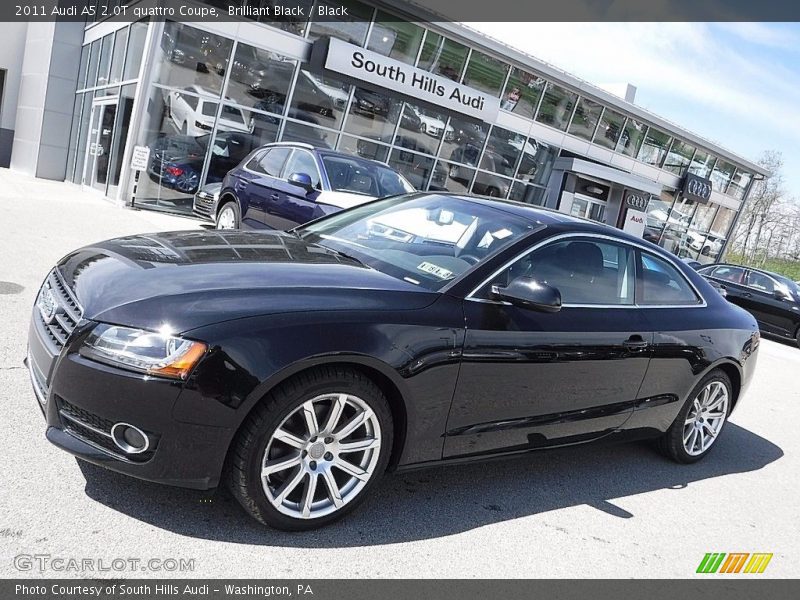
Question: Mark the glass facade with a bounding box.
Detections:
[62,4,760,260]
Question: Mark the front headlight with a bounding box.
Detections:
[82,324,207,380]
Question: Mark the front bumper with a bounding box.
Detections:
[27,313,232,490]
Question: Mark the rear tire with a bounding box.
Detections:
[657,369,733,463]
[226,367,393,531]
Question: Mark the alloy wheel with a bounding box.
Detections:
[682,380,729,456]
[261,393,382,519]
[216,205,236,229]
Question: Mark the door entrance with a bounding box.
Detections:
[83,99,118,196]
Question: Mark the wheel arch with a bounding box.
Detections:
[226,356,410,473]
[699,359,742,409]
[216,191,240,219]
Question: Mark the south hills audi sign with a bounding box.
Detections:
[314,37,501,122]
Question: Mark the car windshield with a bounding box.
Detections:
[321,155,415,197]
[297,194,539,291]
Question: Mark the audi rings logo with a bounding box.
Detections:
[625,192,649,211]
[688,179,712,199]
[683,174,713,203]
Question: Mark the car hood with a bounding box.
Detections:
[56,230,436,333]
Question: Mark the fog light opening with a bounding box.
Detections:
[110,423,150,454]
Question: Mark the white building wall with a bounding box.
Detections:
[0,22,28,167]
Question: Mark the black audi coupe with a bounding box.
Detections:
[27,193,760,530]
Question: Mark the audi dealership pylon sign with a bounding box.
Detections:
[682,173,713,204]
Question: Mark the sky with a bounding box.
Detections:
[470,22,800,198]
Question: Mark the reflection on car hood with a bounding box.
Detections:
[56,230,434,332]
[316,190,378,210]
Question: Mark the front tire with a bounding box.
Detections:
[227,367,393,530]
[215,201,240,230]
[658,369,733,463]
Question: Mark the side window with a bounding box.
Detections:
[182,92,198,111]
[482,238,636,305]
[245,150,267,173]
[640,253,701,305]
[746,271,776,294]
[284,150,321,189]
[712,266,745,284]
[258,147,291,177]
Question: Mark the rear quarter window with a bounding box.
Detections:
[640,253,701,305]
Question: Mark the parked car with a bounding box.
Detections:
[404,105,454,140]
[166,85,253,136]
[698,263,800,346]
[148,132,258,194]
[686,230,723,258]
[28,193,759,530]
[194,142,414,230]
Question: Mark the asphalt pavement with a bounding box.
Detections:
[0,169,797,578]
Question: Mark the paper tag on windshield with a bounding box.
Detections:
[417,261,454,279]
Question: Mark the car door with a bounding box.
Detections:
[234,147,291,228]
[705,265,748,306]
[742,270,794,335]
[445,235,652,458]
[262,148,323,230]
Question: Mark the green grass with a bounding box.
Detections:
[725,253,800,281]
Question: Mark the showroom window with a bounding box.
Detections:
[728,169,752,200]
[501,68,545,118]
[306,0,373,46]
[688,149,716,178]
[638,127,672,167]
[366,13,424,65]
[283,120,337,149]
[516,139,556,187]
[417,32,468,82]
[86,39,100,90]
[386,147,439,191]
[568,97,604,141]
[155,22,232,96]
[436,160,474,194]
[710,159,736,193]
[290,70,350,130]
[339,135,390,163]
[77,44,90,90]
[640,253,700,305]
[461,50,509,97]
[441,116,488,166]
[509,182,547,206]
[483,126,524,177]
[396,102,450,151]
[663,138,695,175]
[616,118,647,157]
[592,108,626,150]
[108,27,128,85]
[643,189,676,245]
[225,42,297,119]
[123,21,148,82]
[345,85,400,143]
[96,34,113,87]
[684,202,719,262]
[535,83,577,131]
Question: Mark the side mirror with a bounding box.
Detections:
[288,172,316,194]
[491,277,562,313]
[774,288,791,301]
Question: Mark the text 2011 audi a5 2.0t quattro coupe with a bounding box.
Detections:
[27,193,760,530]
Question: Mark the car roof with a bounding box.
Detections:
[711,262,792,282]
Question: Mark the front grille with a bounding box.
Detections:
[57,397,155,463]
[194,194,214,215]
[35,269,83,353]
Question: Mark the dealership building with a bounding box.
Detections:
[0,0,768,263]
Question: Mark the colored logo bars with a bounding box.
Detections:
[696,553,773,574]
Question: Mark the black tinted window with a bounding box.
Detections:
[746,271,776,293]
[641,253,700,305]
[491,239,636,305]
[258,148,291,177]
[712,266,745,284]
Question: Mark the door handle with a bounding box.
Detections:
[270,193,280,200]
[623,335,649,351]
[742,292,752,298]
